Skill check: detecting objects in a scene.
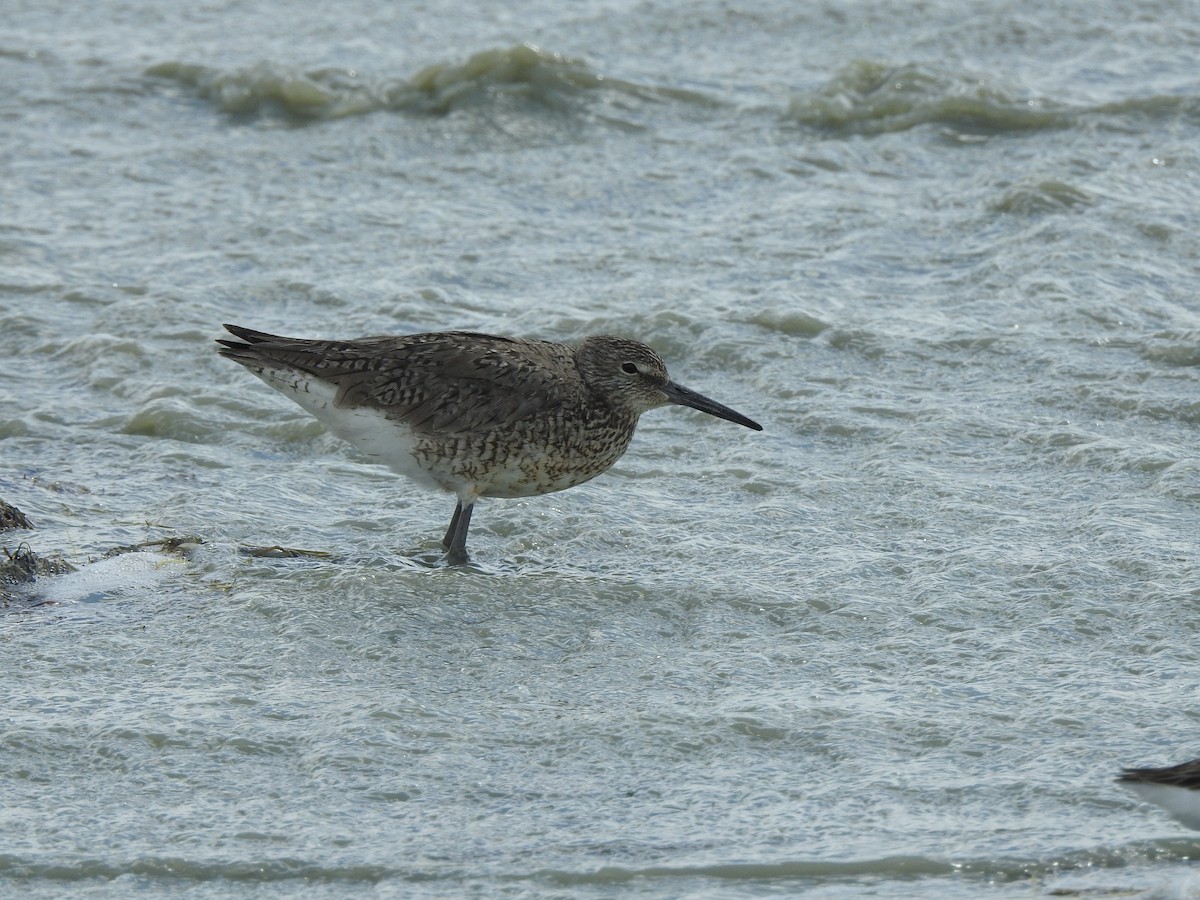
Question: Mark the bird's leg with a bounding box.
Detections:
[442,501,462,550]
[444,500,474,566]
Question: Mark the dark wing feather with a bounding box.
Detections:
[1118,757,1200,789]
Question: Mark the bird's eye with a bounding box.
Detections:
[620,362,639,375]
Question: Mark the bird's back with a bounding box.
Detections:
[220,328,589,431]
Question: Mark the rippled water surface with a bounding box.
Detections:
[4,0,1200,896]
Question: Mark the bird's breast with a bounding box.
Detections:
[412,410,637,499]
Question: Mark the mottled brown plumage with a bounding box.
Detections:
[217,324,761,564]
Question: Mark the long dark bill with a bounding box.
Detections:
[662,381,763,431]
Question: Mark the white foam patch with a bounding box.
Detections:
[39,551,188,604]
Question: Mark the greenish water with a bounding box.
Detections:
[3,0,1200,896]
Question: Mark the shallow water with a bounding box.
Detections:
[4,0,1200,896]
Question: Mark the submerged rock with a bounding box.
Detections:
[0,499,34,531]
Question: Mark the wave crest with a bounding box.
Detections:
[399,43,604,114]
[786,60,1065,135]
[146,61,360,118]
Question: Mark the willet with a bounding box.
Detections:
[217,325,762,564]
[1118,757,1200,830]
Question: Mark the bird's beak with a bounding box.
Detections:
[661,380,762,431]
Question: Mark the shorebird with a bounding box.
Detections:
[216,325,762,564]
[1117,757,1200,830]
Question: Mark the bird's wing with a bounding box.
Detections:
[218,327,585,433]
[1120,758,1200,789]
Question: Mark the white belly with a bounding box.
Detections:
[1125,782,1200,830]
[250,367,447,493]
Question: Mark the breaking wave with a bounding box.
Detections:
[144,46,1200,143]
[786,59,1200,136]
[146,43,714,122]
[786,60,1067,135]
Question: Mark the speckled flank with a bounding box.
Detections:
[217,325,761,563]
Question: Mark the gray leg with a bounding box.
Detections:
[444,501,474,565]
[442,501,462,549]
